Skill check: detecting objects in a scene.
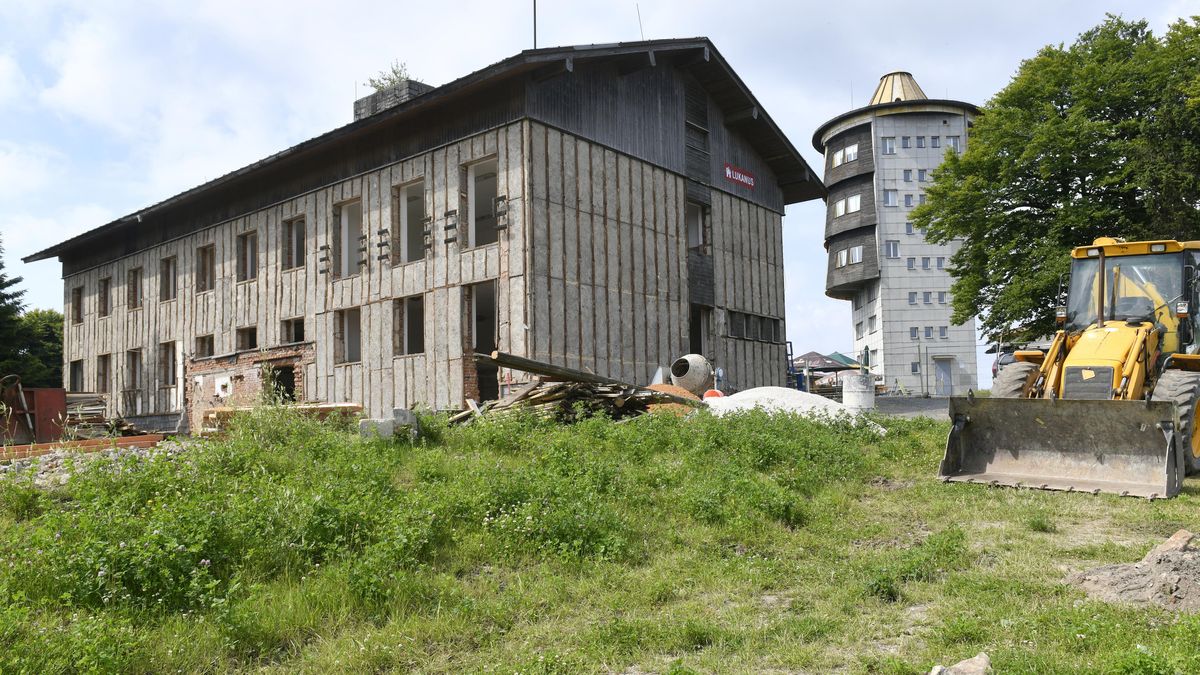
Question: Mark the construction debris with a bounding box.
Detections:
[1069,529,1200,612]
[63,392,146,439]
[455,352,704,424]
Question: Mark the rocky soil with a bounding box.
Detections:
[1069,529,1200,612]
[0,439,188,488]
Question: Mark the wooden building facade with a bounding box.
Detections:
[25,39,823,430]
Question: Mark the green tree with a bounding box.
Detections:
[16,309,63,388]
[0,234,28,379]
[912,16,1200,341]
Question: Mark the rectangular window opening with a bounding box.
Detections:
[160,257,177,301]
[98,277,111,317]
[282,317,305,344]
[393,295,426,355]
[69,360,84,392]
[195,335,215,358]
[335,308,362,364]
[469,281,499,402]
[196,245,216,292]
[125,349,142,392]
[236,231,258,281]
[334,200,364,278]
[469,159,499,248]
[96,354,111,394]
[283,217,306,271]
[686,201,707,250]
[127,268,143,309]
[236,326,258,351]
[159,341,177,387]
[395,180,427,264]
[71,286,83,324]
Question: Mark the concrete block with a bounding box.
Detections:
[359,418,394,440]
[393,408,421,441]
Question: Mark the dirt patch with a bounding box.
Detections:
[1068,529,1200,612]
[869,476,914,491]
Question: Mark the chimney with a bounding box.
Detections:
[353,79,434,121]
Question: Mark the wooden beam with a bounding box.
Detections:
[478,350,620,385]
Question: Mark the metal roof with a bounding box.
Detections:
[25,37,821,264]
[869,71,927,105]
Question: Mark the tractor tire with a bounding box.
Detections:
[1152,369,1200,474]
[991,361,1040,398]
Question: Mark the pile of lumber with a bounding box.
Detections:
[64,393,114,439]
[452,352,704,424]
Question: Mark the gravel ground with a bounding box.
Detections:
[0,439,189,489]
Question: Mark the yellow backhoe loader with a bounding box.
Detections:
[939,237,1200,498]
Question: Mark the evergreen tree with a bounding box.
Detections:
[0,234,28,379]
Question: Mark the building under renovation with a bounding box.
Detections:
[24,38,823,430]
[813,72,978,395]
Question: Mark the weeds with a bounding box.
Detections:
[0,407,1194,672]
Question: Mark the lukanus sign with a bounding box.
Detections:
[723,163,755,190]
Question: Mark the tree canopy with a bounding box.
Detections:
[911,15,1200,341]
[0,235,63,388]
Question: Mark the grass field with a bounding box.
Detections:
[0,406,1197,673]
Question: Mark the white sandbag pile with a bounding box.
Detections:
[703,386,885,433]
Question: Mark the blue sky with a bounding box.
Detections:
[1,0,1195,387]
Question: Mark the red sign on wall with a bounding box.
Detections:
[723,163,755,190]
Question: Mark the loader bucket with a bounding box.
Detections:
[940,397,1186,499]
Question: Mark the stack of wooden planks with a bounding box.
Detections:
[64,393,114,439]
[452,352,704,424]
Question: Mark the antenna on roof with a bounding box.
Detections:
[636,3,645,40]
[533,0,538,48]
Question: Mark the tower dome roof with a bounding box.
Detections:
[870,71,927,105]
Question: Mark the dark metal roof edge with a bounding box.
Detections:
[698,44,823,202]
[811,98,980,153]
[25,37,820,262]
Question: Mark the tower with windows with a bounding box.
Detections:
[813,72,978,395]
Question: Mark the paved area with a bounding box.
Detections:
[874,396,950,419]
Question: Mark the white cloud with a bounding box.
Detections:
[0,141,59,200]
[0,53,30,108]
[38,17,157,138]
[1,203,115,310]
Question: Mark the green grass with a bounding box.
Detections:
[0,406,1197,673]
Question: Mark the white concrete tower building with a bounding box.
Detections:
[813,72,978,395]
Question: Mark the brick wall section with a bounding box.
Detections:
[185,343,315,431]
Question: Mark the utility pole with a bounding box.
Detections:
[533,0,537,48]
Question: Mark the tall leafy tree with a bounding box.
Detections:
[912,16,1200,341]
[0,234,28,379]
[16,309,63,388]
